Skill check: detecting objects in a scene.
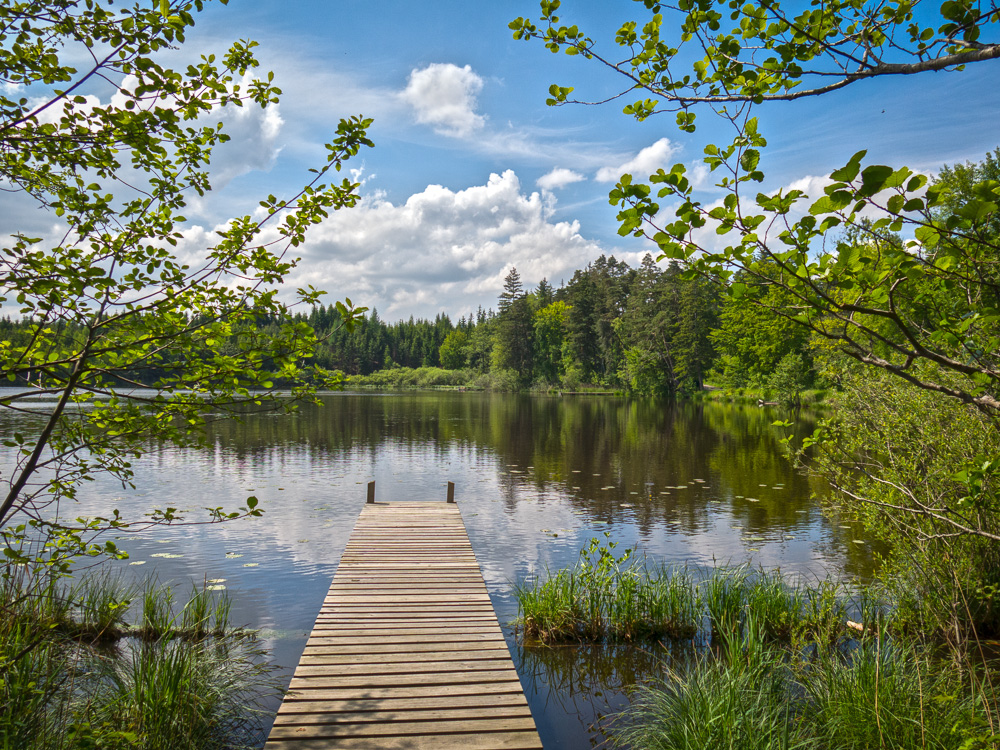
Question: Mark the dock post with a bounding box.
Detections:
[366,480,375,504]
[447,481,455,503]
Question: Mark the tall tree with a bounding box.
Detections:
[494,267,534,382]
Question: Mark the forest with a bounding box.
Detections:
[0,251,811,400]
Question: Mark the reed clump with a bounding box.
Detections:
[610,623,999,750]
[0,569,276,749]
[515,539,851,645]
[515,535,700,643]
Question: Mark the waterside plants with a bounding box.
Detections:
[514,538,849,646]
[0,570,276,749]
[515,538,1000,749]
[611,624,999,750]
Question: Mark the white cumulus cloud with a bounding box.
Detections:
[537,168,586,191]
[400,63,485,138]
[279,170,608,318]
[595,138,680,183]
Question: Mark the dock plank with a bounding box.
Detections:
[264,502,542,749]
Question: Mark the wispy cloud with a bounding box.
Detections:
[595,138,680,182]
[537,168,586,191]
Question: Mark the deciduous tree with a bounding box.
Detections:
[0,0,372,571]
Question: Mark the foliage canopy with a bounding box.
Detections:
[0,0,372,570]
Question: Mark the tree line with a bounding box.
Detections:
[283,252,815,398]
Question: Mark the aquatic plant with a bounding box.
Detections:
[515,547,858,646]
[515,535,700,642]
[611,624,806,750]
[0,570,278,749]
[611,625,998,750]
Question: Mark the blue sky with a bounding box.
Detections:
[9,0,1000,320]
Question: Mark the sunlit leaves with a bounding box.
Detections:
[0,1,373,572]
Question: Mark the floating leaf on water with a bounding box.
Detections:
[853,540,866,544]
[243,563,259,568]
[540,529,551,533]
[629,491,639,495]
[693,479,705,483]
[207,578,226,584]
[151,553,182,559]
[298,539,309,543]
[620,503,633,508]
[572,470,582,473]
[747,498,759,502]
[839,525,851,529]
[748,547,760,552]
[206,584,226,591]
[225,552,243,558]
[129,561,147,565]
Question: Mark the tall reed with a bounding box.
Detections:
[0,569,278,750]
[514,535,700,642]
[611,625,998,750]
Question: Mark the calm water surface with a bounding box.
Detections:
[0,391,879,748]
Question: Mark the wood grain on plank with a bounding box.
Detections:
[263,501,542,749]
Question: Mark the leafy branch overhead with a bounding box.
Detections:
[511,0,1000,118]
[512,0,999,568]
[0,0,372,572]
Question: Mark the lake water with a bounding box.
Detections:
[0,390,880,748]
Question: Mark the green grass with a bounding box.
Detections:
[0,569,278,749]
[514,537,700,643]
[347,366,474,388]
[515,548,852,645]
[611,625,999,750]
[515,541,999,749]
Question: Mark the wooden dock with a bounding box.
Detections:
[264,501,543,750]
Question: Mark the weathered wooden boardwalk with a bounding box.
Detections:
[264,501,543,750]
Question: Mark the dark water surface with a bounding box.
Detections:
[0,391,880,748]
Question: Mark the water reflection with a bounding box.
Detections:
[0,390,881,748]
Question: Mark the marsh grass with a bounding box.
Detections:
[515,542,853,645]
[611,625,999,750]
[0,569,278,749]
[514,535,700,642]
[514,540,999,748]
